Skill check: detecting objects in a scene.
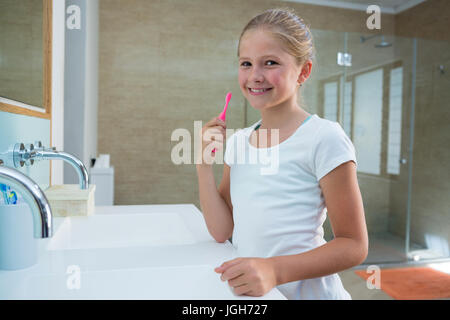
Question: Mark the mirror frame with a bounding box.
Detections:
[0,0,52,120]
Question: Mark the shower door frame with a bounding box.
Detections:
[341,32,417,265]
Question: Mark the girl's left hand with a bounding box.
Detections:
[214,257,277,297]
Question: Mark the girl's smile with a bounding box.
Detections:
[248,87,273,95]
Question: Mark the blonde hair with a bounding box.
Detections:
[238,8,315,67]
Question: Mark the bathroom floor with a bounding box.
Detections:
[363,232,444,264]
[339,268,393,299]
[339,261,450,300]
[338,232,450,299]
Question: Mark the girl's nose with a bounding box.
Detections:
[249,67,264,83]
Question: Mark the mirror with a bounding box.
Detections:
[0,0,51,119]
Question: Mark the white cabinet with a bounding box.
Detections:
[90,166,114,205]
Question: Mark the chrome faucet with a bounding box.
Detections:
[33,142,89,190]
[9,142,89,190]
[0,161,52,238]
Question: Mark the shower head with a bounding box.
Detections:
[375,35,392,48]
[360,34,379,43]
[360,34,392,48]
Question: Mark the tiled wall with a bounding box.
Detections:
[389,37,450,251]
[395,0,450,42]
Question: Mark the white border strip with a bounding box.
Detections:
[0,96,46,113]
[51,0,66,185]
[282,0,426,14]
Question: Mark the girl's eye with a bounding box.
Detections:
[239,60,278,67]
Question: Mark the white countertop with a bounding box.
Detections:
[0,204,286,300]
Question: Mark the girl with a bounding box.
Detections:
[196,8,368,300]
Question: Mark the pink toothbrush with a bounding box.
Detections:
[212,92,232,153]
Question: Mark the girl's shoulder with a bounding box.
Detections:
[309,114,337,129]
[308,114,347,139]
[308,115,355,157]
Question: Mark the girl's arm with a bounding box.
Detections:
[270,160,368,285]
[197,163,234,243]
[196,117,233,243]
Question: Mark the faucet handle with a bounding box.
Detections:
[34,141,43,149]
[24,144,35,166]
[12,143,38,167]
[13,143,26,168]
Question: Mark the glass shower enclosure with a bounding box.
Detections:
[245,29,450,265]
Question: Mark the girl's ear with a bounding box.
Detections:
[297,60,313,84]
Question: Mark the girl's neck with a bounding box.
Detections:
[258,99,310,130]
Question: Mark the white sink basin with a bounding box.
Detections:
[10,265,284,299]
[47,211,211,251]
[0,205,287,300]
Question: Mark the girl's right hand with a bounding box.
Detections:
[198,117,227,165]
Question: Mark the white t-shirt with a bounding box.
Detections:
[223,114,357,300]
